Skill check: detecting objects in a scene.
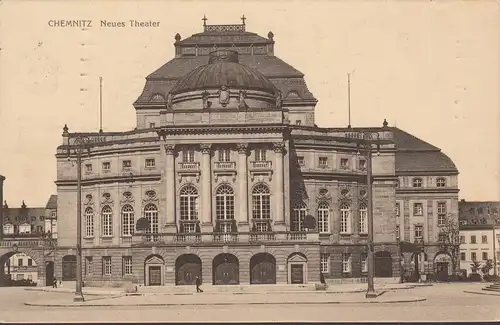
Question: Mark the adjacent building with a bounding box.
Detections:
[53,19,460,287]
[459,200,500,276]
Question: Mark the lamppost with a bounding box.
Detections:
[65,129,103,302]
[345,129,382,298]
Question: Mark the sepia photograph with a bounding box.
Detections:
[0,0,499,323]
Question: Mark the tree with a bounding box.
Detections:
[437,213,461,274]
[481,259,493,275]
[470,260,481,274]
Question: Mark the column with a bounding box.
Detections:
[164,144,176,232]
[237,143,249,232]
[200,144,212,232]
[273,142,285,230]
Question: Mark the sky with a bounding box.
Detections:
[0,0,499,207]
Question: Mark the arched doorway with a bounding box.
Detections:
[62,255,76,281]
[434,252,452,282]
[374,251,393,277]
[287,252,308,284]
[175,254,202,285]
[212,253,239,285]
[0,251,39,286]
[250,253,276,284]
[144,254,164,286]
[45,261,55,286]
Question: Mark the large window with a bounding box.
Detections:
[255,148,266,161]
[215,185,234,220]
[340,203,351,234]
[218,149,231,162]
[437,202,447,226]
[342,253,351,273]
[122,256,133,276]
[101,206,113,237]
[102,256,112,276]
[414,225,423,239]
[121,205,135,236]
[292,203,307,231]
[182,149,195,163]
[180,185,198,221]
[359,204,367,234]
[85,256,93,275]
[3,223,14,235]
[413,203,423,216]
[252,184,271,220]
[85,207,94,237]
[436,177,446,187]
[395,203,400,217]
[144,204,159,240]
[320,254,329,273]
[317,202,330,233]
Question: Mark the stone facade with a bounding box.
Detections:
[47,21,459,287]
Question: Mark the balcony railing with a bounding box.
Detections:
[250,161,272,169]
[213,233,239,242]
[175,233,202,243]
[178,162,200,170]
[249,232,276,242]
[287,231,307,240]
[214,161,236,170]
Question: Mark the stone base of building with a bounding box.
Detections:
[325,277,401,285]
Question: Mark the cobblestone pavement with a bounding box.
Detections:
[1,283,499,323]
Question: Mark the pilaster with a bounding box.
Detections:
[164,144,176,233]
[200,143,213,232]
[273,142,285,231]
[237,143,249,232]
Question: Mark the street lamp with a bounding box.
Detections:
[65,129,103,302]
[344,129,382,298]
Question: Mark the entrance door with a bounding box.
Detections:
[436,262,449,282]
[251,261,276,284]
[148,266,161,286]
[214,262,239,285]
[290,264,304,284]
[45,262,54,286]
[62,256,76,281]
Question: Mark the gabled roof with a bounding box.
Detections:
[45,195,57,209]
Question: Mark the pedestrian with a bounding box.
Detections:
[52,277,57,288]
[195,276,203,293]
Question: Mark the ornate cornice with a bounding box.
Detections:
[83,194,95,208]
[100,192,113,207]
[120,191,135,205]
[157,124,287,136]
[142,189,159,210]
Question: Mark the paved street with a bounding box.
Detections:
[0,283,499,322]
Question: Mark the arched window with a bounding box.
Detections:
[317,202,330,233]
[85,207,94,237]
[121,205,134,236]
[252,184,271,220]
[144,204,158,241]
[180,185,198,221]
[412,178,423,188]
[340,203,351,234]
[215,185,234,221]
[292,202,307,231]
[436,177,446,188]
[359,203,367,234]
[101,206,113,237]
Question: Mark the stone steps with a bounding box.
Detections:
[482,282,500,292]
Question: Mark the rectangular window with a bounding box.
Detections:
[482,235,488,244]
[183,223,196,233]
[145,158,155,168]
[340,208,350,234]
[320,254,329,273]
[471,252,477,261]
[218,149,231,162]
[255,222,268,232]
[85,257,93,275]
[255,148,266,161]
[122,256,132,276]
[182,150,195,163]
[317,207,329,233]
[437,202,446,226]
[102,162,111,171]
[340,158,349,169]
[361,253,368,273]
[318,157,328,167]
[414,225,423,239]
[471,235,476,244]
[149,122,156,129]
[359,208,367,234]
[482,252,488,260]
[297,156,304,166]
[413,203,423,216]
[85,164,92,172]
[102,256,112,276]
[18,259,23,267]
[460,252,466,261]
[342,253,351,273]
[295,120,302,125]
[292,208,306,231]
[27,259,32,266]
[395,203,400,217]
[122,160,132,169]
[460,235,465,244]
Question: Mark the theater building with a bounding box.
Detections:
[54,19,458,287]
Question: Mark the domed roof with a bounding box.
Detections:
[170,50,277,95]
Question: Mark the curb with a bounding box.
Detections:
[463,290,500,297]
[24,297,426,307]
[24,288,120,296]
